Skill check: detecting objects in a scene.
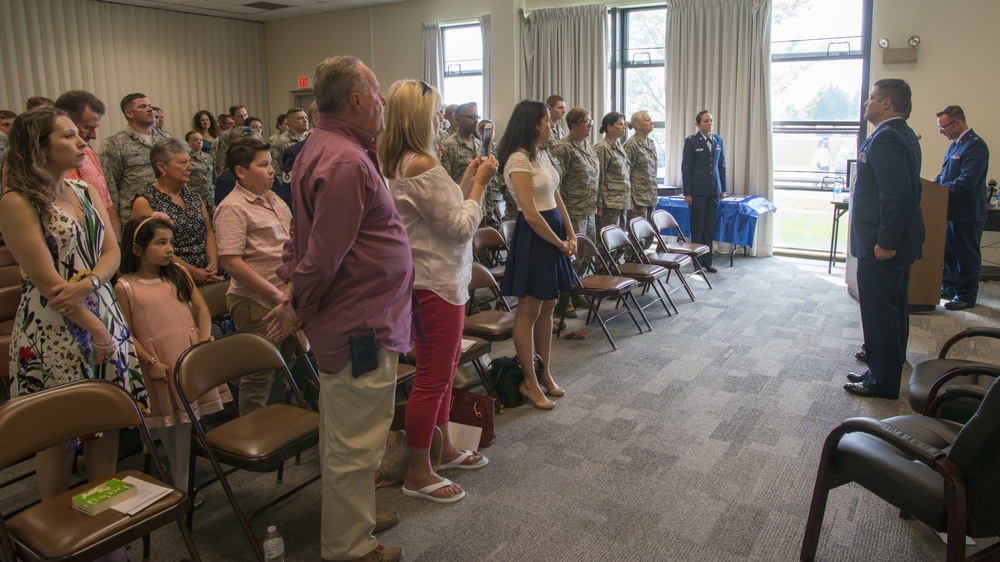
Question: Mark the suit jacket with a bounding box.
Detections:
[681,133,727,196]
[850,118,924,262]
[933,128,989,222]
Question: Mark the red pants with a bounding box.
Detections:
[405,289,465,449]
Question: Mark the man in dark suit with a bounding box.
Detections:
[681,110,727,273]
[934,105,989,310]
[844,78,924,399]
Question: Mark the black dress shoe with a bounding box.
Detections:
[843,382,898,399]
[846,371,868,383]
[854,350,867,363]
[703,266,718,273]
[944,300,975,311]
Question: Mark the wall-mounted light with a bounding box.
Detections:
[880,35,919,64]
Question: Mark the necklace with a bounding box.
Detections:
[54,189,84,212]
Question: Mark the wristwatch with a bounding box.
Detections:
[144,356,159,367]
[87,274,100,290]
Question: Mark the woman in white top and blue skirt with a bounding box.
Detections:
[497,100,577,410]
[380,79,498,503]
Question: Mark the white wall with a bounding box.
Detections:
[0,0,269,143]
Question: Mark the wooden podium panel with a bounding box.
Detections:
[845,178,948,312]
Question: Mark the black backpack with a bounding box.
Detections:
[487,355,542,408]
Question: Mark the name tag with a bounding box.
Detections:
[951,154,961,159]
[695,148,704,152]
[858,151,867,163]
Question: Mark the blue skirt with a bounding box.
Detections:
[500,209,575,301]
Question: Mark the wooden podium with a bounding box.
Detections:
[845,178,948,312]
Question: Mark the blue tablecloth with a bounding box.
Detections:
[656,195,777,247]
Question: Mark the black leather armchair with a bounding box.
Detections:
[908,327,1000,422]
[800,381,1000,561]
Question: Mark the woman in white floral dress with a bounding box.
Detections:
[0,108,144,503]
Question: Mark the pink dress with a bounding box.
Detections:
[118,274,233,428]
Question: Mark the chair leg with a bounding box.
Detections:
[175,516,203,562]
[627,291,653,331]
[656,279,678,315]
[799,474,832,561]
[585,295,619,351]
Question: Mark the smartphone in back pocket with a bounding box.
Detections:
[349,329,378,377]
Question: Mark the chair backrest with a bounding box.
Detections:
[0,380,143,469]
[0,334,11,404]
[629,217,664,255]
[0,285,20,324]
[175,332,290,404]
[947,378,1000,535]
[499,220,516,246]
[0,246,16,267]
[599,225,640,269]
[493,201,506,224]
[468,262,511,312]
[198,279,231,320]
[575,234,611,277]
[472,227,507,254]
[651,209,688,242]
[0,266,21,289]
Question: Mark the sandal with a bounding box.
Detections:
[439,450,489,471]
[401,478,466,503]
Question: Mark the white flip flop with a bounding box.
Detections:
[401,478,466,503]
[439,450,489,471]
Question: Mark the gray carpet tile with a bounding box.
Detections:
[3,255,999,561]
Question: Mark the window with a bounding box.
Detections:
[441,24,483,111]
[770,0,870,252]
[610,7,667,182]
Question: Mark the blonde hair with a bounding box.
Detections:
[378,79,441,179]
[565,107,591,127]
[628,111,651,130]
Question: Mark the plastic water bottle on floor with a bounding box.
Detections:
[832,177,844,202]
[263,525,285,562]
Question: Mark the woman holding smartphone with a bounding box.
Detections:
[497,100,577,410]
[379,79,498,503]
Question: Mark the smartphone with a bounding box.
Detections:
[349,329,378,377]
[480,123,494,158]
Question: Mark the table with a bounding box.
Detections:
[829,200,849,273]
[655,195,777,266]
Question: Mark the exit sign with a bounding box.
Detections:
[298,76,311,89]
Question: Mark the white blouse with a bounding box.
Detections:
[503,148,559,212]
[389,157,484,306]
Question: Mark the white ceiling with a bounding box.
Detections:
[96,0,407,22]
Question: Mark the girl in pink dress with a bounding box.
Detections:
[114,213,232,491]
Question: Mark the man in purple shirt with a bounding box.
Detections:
[267,55,411,562]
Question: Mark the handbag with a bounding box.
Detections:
[487,355,543,408]
[450,388,496,448]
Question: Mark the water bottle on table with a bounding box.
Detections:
[832,177,844,202]
[263,525,285,561]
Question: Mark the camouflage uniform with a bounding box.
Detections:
[440,133,481,185]
[0,131,8,156]
[539,122,565,153]
[624,134,659,220]
[270,130,306,186]
[595,137,631,233]
[550,135,599,241]
[99,126,167,225]
[189,149,216,215]
[211,127,240,173]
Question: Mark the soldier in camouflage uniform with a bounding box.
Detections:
[551,107,599,242]
[541,95,566,153]
[270,107,309,186]
[186,130,215,216]
[595,112,632,234]
[624,111,659,221]
[440,103,481,184]
[99,93,167,226]
[477,119,504,223]
[211,104,249,173]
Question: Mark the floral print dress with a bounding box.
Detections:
[9,180,146,409]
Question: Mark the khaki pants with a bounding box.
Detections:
[320,349,397,560]
[226,294,296,415]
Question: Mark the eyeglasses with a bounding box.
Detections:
[937,119,957,131]
[458,114,480,120]
[419,80,431,95]
[572,120,594,126]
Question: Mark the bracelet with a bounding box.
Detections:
[93,339,116,351]
[87,274,100,290]
[144,356,159,367]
